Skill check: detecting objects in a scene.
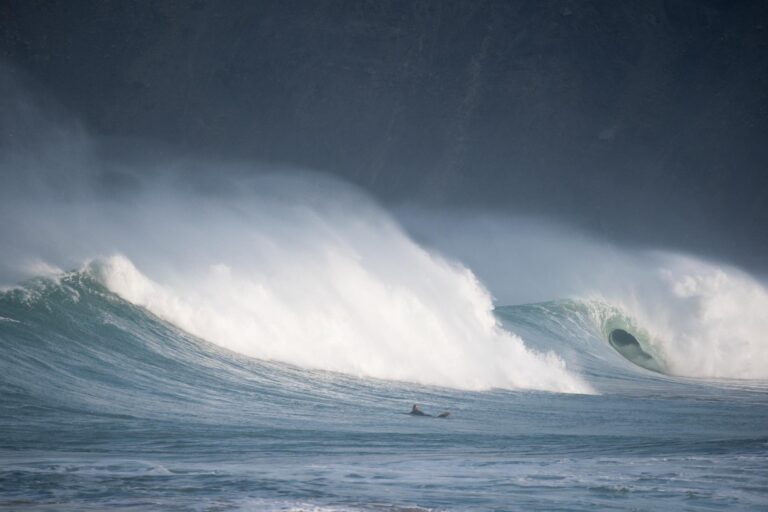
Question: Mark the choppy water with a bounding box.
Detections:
[1,272,767,511]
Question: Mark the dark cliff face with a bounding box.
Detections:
[2,1,767,269]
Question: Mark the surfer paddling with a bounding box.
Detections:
[410,404,427,416]
[409,404,451,418]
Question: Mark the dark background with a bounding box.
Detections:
[2,1,767,272]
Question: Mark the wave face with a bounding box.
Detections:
[1,269,763,415]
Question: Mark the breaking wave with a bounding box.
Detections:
[583,254,768,379]
[90,240,589,393]
[1,156,766,391]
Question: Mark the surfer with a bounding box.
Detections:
[410,404,428,416]
[409,404,451,418]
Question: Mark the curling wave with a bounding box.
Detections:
[580,255,768,380]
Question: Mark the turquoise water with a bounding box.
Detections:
[1,273,767,511]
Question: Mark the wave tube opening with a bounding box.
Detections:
[608,328,664,374]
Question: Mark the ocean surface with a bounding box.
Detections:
[1,269,766,512]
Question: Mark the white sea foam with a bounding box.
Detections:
[91,193,591,393]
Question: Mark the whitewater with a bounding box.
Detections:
[1,167,768,510]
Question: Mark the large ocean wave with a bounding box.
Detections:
[1,158,767,393]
